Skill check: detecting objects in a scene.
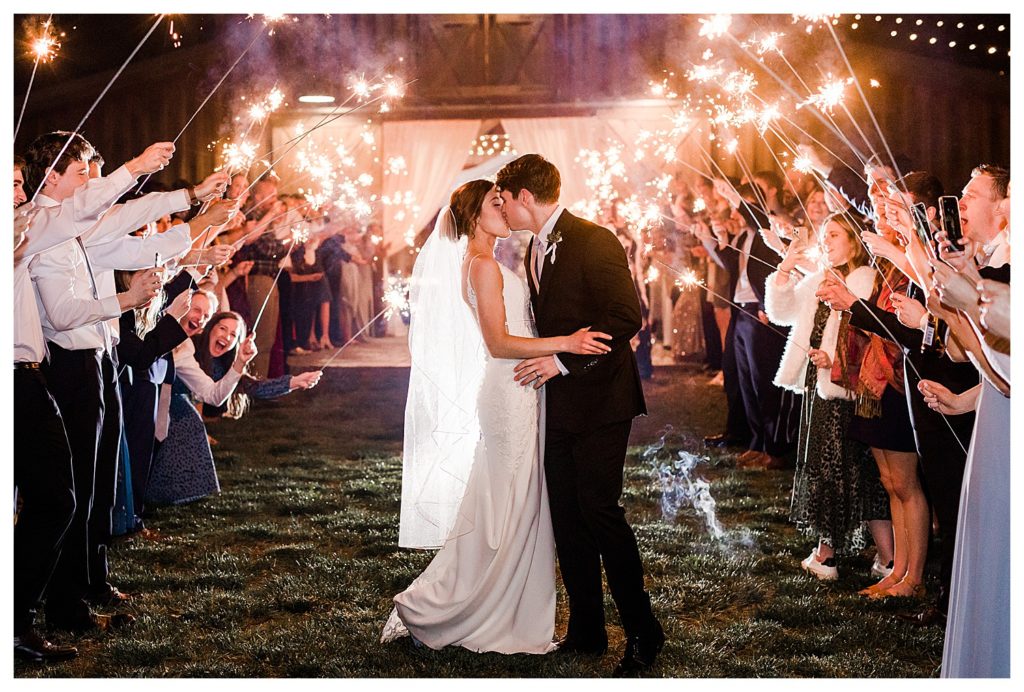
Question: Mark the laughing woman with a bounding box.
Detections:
[146,311,322,505]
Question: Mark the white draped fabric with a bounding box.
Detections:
[381,119,481,251]
[500,117,611,211]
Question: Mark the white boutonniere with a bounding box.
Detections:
[544,229,563,264]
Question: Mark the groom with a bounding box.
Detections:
[496,154,664,676]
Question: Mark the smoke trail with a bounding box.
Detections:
[641,426,755,551]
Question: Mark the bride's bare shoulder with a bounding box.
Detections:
[463,253,504,294]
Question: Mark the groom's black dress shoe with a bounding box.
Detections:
[554,636,608,656]
[613,623,665,677]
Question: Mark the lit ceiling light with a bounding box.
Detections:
[969,43,977,50]
[929,37,937,44]
[998,25,1005,31]
[852,22,859,29]
[949,40,957,47]
[957,22,964,28]
[977,24,985,30]
[916,19,923,25]
[988,46,997,54]
[875,15,882,21]
[298,94,336,104]
[891,30,898,37]
[937,20,944,27]
[895,17,903,24]
[909,33,918,40]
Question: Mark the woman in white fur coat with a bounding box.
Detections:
[764,214,893,581]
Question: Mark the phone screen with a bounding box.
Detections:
[939,196,964,246]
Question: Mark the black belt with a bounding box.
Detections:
[14,362,40,370]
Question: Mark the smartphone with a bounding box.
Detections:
[939,195,964,248]
[910,202,936,255]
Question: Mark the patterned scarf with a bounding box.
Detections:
[832,261,907,418]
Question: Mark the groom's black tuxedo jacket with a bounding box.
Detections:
[525,209,647,433]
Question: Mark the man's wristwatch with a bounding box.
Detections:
[187,186,200,206]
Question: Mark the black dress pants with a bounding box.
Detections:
[733,304,791,457]
[13,368,76,635]
[544,419,658,645]
[90,349,122,591]
[40,344,104,621]
[722,306,751,445]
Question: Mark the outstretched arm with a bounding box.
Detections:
[469,255,611,360]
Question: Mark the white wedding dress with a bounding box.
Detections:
[381,261,557,654]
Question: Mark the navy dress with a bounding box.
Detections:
[146,359,293,505]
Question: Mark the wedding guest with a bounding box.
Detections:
[819,171,978,620]
[13,155,28,207]
[24,132,180,633]
[236,178,287,377]
[147,308,321,504]
[704,182,798,468]
[765,214,891,579]
[12,144,149,661]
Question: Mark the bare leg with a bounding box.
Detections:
[863,448,903,593]
[883,450,928,595]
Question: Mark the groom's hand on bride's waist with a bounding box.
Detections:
[514,356,562,389]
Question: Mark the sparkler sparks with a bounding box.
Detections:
[797,75,853,115]
[28,20,62,63]
[383,275,411,320]
[793,156,814,174]
[723,69,757,96]
[674,268,703,288]
[743,31,784,56]
[698,15,733,40]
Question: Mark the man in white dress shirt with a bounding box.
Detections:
[23,130,226,634]
[12,138,174,660]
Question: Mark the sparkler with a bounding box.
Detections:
[320,276,409,368]
[15,16,62,143]
[29,14,166,205]
[698,15,733,40]
[797,74,853,115]
[135,24,270,193]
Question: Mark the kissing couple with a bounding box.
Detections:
[381,154,665,676]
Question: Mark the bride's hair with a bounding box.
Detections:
[449,179,494,240]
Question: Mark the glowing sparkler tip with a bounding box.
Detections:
[698,14,733,40]
[793,156,814,174]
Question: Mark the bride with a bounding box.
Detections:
[381,180,611,654]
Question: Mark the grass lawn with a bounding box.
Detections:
[16,364,944,678]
